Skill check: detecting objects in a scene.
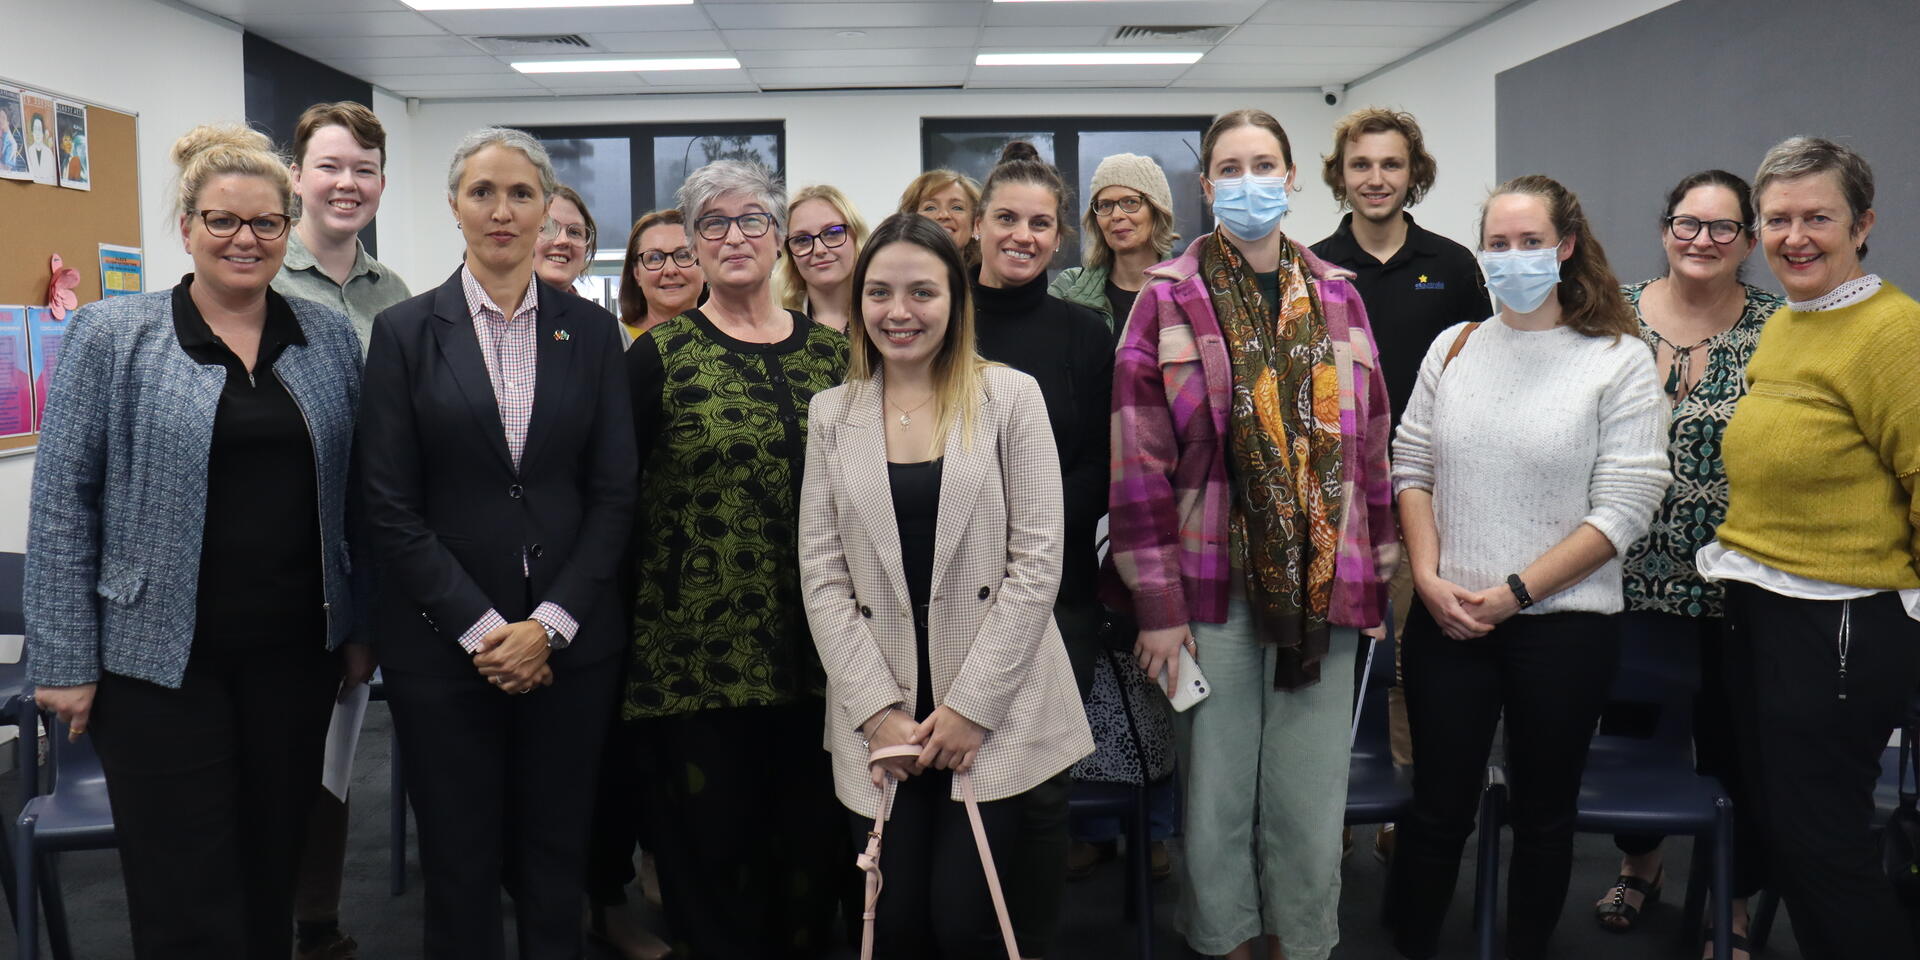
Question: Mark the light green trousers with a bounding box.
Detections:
[1176,593,1358,959]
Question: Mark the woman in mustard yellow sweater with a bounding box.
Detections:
[1702,137,1920,958]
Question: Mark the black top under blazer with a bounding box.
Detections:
[358,267,638,677]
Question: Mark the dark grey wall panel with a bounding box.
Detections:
[1496,0,1919,292]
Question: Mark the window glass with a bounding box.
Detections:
[654,134,782,212]
[538,137,631,255]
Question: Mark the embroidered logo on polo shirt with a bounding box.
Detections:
[1414,274,1446,290]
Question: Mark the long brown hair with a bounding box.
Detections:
[618,208,687,325]
[1480,175,1635,338]
[847,213,988,457]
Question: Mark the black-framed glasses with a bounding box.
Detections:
[197,210,292,241]
[786,224,850,256]
[541,219,593,247]
[1665,216,1745,244]
[694,212,774,241]
[640,248,697,271]
[1092,195,1146,217]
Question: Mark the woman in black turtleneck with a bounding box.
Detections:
[960,140,1113,957]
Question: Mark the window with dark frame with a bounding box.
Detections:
[921,116,1212,272]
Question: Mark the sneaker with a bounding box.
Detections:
[1373,823,1397,864]
[295,931,359,960]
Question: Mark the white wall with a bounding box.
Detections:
[392,89,1347,293]
[1344,0,1681,248]
[369,87,420,289]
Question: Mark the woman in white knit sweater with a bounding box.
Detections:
[1384,175,1671,960]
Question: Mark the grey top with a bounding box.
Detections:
[272,228,412,357]
[24,286,363,688]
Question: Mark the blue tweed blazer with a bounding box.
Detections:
[25,286,362,688]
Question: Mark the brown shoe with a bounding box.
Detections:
[1373,823,1397,864]
[295,932,359,960]
[1149,840,1171,881]
[1066,840,1116,880]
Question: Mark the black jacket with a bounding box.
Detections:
[358,268,638,676]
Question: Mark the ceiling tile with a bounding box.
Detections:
[968,63,1192,84]
[720,27,979,49]
[416,6,715,37]
[977,26,1115,47]
[582,30,730,53]
[530,68,750,88]
[704,3,982,30]
[186,0,408,15]
[968,77,1174,89]
[1173,61,1365,84]
[1202,42,1416,63]
[749,65,968,86]
[359,73,544,92]
[985,0,1264,28]
[1248,0,1512,28]
[277,34,485,59]
[223,9,443,37]
[322,55,506,75]
[735,47,974,68]
[1222,23,1452,47]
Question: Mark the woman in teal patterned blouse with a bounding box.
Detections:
[625,159,850,958]
[1593,170,1782,959]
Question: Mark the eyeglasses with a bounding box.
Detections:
[1092,195,1147,217]
[786,224,850,256]
[541,219,593,246]
[693,212,774,241]
[639,248,697,271]
[1665,216,1746,244]
[197,210,292,241]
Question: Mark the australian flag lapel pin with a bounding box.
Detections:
[553,329,571,341]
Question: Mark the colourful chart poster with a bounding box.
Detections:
[99,244,142,297]
[0,308,30,436]
[27,306,65,433]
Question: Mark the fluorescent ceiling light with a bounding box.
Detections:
[514,57,741,73]
[976,52,1205,66]
[404,0,691,9]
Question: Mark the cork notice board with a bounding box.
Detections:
[0,87,140,453]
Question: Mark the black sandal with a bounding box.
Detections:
[1594,867,1663,931]
[1702,929,1752,959]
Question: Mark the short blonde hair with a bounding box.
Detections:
[778,184,870,312]
[171,124,294,220]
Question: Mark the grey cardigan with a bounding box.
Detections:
[25,287,362,688]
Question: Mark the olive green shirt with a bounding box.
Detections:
[271,228,411,357]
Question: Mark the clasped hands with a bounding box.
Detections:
[473,619,555,695]
[1414,573,1522,641]
[862,705,986,787]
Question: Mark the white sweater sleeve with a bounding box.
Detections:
[1582,341,1672,554]
[1391,321,1469,498]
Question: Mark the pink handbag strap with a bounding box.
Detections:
[858,743,1020,960]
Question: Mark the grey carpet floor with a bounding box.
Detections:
[0,703,1798,959]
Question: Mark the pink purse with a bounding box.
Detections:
[856,744,1020,960]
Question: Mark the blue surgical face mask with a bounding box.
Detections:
[1210,175,1290,241]
[1479,247,1562,314]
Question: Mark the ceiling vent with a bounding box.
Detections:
[469,34,594,55]
[1108,24,1234,46]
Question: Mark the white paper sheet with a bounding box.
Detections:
[320,682,372,801]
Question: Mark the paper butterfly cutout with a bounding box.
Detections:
[46,254,80,320]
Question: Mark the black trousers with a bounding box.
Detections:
[586,658,644,906]
[1724,583,1920,959]
[637,700,846,959]
[1388,606,1619,960]
[89,640,338,960]
[1606,611,1766,896]
[384,654,620,960]
[850,770,1070,959]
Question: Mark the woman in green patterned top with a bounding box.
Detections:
[625,159,849,958]
[1593,170,1781,959]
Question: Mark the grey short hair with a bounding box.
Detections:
[1754,136,1876,258]
[446,126,559,199]
[676,160,787,242]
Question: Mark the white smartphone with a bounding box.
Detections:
[1158,646,1211,712]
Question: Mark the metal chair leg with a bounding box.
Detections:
[16,814,38,960]
[1129,783,1154,959]
[1473,769,1504,960]
[1711,798,1733,960]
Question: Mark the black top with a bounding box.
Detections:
[1103,279,1138,342]
[171,276,324,648]
[1254,270,1281,317]
[1311,212,1491,427]
[890,457,943,720]
[971,270,1113,607]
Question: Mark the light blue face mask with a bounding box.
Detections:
[1479,247,1562,314]
[1210,175,1290,241]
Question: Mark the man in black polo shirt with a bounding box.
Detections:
[1313,108,1488,864]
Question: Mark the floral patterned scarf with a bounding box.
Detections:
[1202,229,1344,689]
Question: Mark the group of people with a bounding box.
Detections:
[18,93,1917,960]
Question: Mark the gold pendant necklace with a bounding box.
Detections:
[888,392,934,427]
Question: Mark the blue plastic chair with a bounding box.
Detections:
[1345,634,1413,827]
[1066,649,1155,959]
[14,712,112,960]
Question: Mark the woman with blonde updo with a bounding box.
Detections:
[26,124,363,958]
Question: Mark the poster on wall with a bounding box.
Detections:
[55,101,88,191]
[18,92,56,186]
[27,306,64,432]
[0,308,31,436]
[99,244,142,297]
[0,87,28,180]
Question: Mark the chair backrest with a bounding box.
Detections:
[41,712,108,796]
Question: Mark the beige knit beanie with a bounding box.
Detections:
[1088,153,1173,216]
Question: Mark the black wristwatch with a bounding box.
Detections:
[1506,574,1535,609]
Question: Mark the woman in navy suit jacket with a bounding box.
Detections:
[357,127,636,960]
